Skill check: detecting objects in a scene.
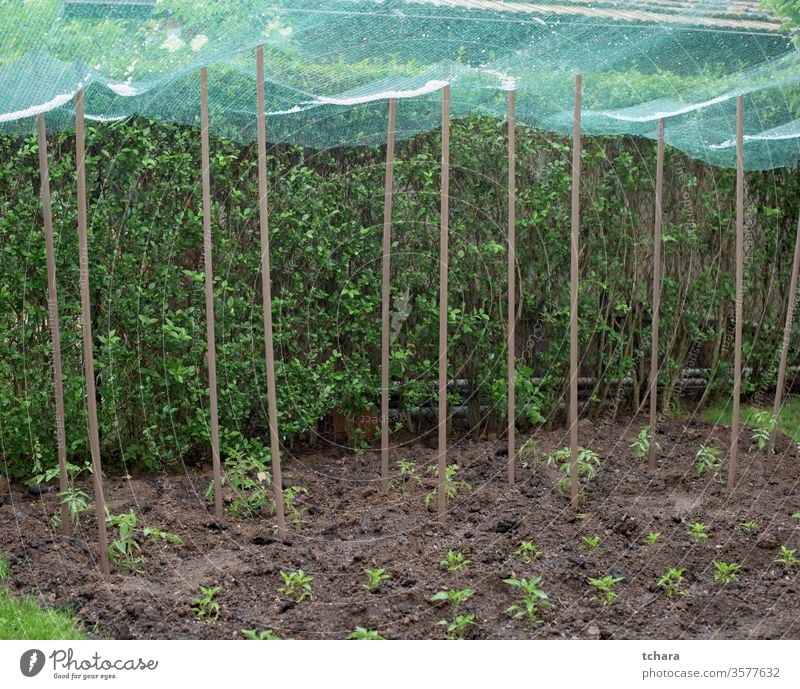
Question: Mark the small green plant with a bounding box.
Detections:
[363,567,391,589]
[695,445,721,478]
[53,487,90,530]
[279,569,313,603]
[105,510,182,573]
[644,532,661,545]
[441,613,477,640]
[142,527,183,544]
[283,486,308,534]
[657,567,687,598]
[424,464,472,509]
[630,426,658,461]
[580,535,601,550]
[548,447,601,496]
[740,520,760,534]
[27,460,92,488]
[105,510,145,573]
[503,576,550,627]
[519,438,544,470]
[206,448,271,518]
[431,588,476,640]
[441,550,472,573]
[514,541,542,563]
[588,575,623,607]
[750,410,776,451]
[774,546,799,575]
[688,522,709,543]
[791,512,800,522]
[191,585,221,622]
[390,459,420,494]
[348,627,385,640]
[0,553,9,581]
[241,629,281,640]
[712,561,741,584]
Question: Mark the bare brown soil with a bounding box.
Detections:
[1,416,798,640]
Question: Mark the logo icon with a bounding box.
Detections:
[20,649,45,677]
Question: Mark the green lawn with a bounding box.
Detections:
[0,554,87,640]
[702,394,800,444]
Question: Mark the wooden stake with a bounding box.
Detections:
[437,84,450,523]
[256,46,287,536]
[507,89,517,485]
[37,113,70,536]
[75,91,110,575]
[729,95,744,492]
[380,98,397,494]
[648,119,664,470]
[570,75,581,510]
[200,68,223,521]
[770,212,800,453]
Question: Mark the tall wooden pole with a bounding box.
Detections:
[570,75,582,510]
[75,90,110,575]
[37,114,70,536]
[648,119,665,470]
[200,68,223,521]
[256,46,287,535]
[437,84,450,523]
[507,89,517,485]
[729,95,744,492]
[769,212,800,453]
[380,99,397,494]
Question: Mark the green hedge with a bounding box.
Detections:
[1,117,798,479]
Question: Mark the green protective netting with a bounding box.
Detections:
[0,0,798,170]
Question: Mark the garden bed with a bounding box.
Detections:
[1,416,798,640]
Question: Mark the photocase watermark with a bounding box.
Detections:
[20,649,45,677]
[18,647,158,681]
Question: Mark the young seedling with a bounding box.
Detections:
[431,588,475,615]
[441,550,472,573]
[390,459,419,494]
[424,464,472,510]
[283,486,309,534]
[503,576,550,627]
[750,410,776,452]
[657,567,687,598]
[206,448,270,518]
[688,522,709,543]
[514,541,542,563]
[348,627,385,640]
[142,527,183,544]
[440,613,477,640]
[241,629,280,640]
[54,487,90,530]
[431,588,476,640]
[0,553,9,581]
[105,510,145,573]
[712,561,741,584]
[279,569,313,603]
[580,535,601,550]
[363,567,391,589]
[588,575,623,607]
[191,585,221,622]
[519,437,543,470]
[644,532,661,545]
[739,521,760,534]
[774,546,799,575]
[630,426,657,461]
[791,512,800,522]
[548,447,601,496]
[695,445,721,478]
